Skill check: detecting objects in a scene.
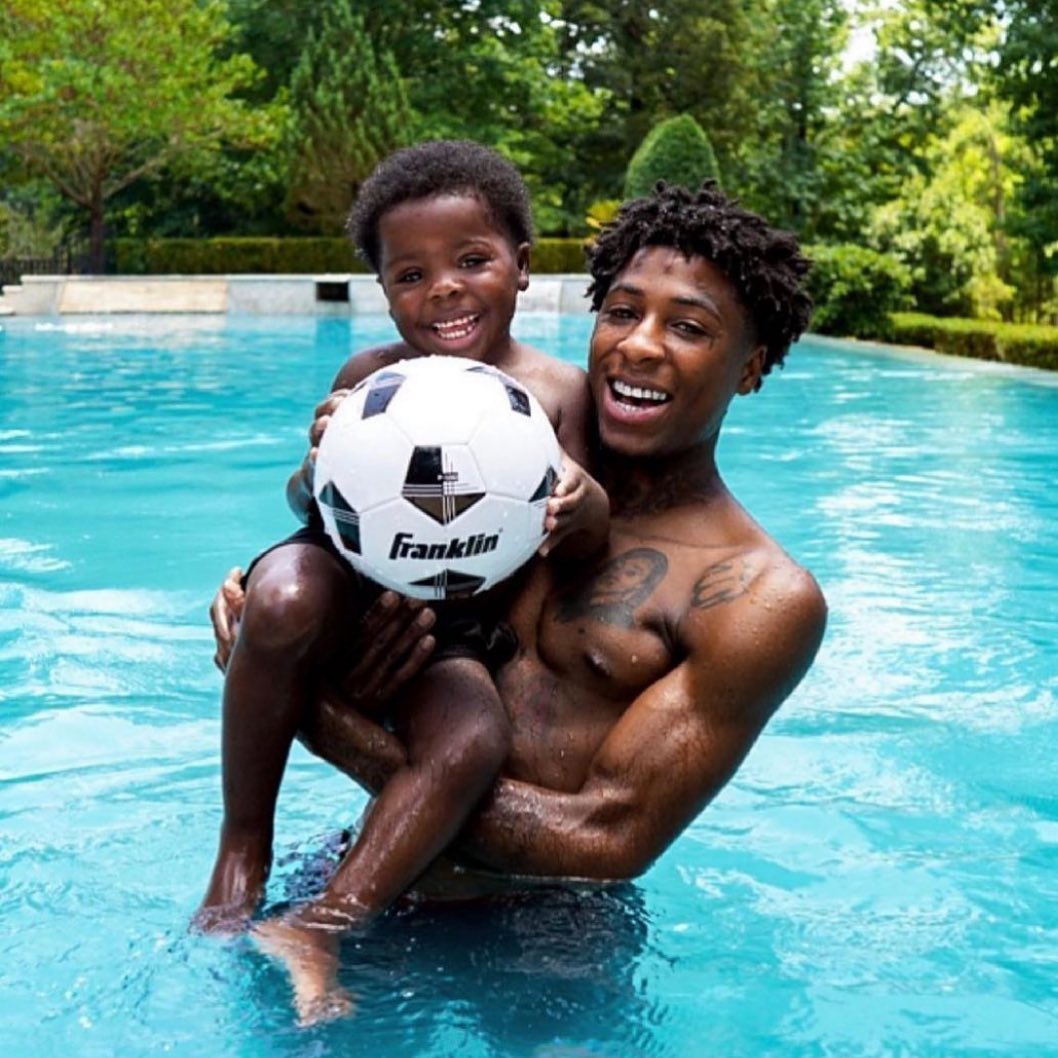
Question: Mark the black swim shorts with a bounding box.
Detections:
[240,526,518,676]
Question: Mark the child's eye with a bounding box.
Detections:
[461,254,489,268]
[396,269,422,284]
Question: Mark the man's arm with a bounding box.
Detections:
[305,562,826,880]
[458,563,826,878]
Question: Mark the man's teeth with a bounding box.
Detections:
[612,379,671,404]
[433,314,478,339]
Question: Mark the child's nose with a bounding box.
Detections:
[429,269,463,299]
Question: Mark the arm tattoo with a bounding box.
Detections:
[556,548,668,629]
[690,559,752,611]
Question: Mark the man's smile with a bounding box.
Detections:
[609,378,672,407]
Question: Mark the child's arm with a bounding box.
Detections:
[285,346,406,523]
[541,369,609,558]
[540,452,610,558]
[285,388,351,522]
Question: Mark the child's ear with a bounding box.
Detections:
[516,243,531,291]
[737,345,766,395]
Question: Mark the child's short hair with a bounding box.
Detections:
[586,182,813,385]
[349,140,534,271]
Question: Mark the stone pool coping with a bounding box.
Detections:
[0,273,594,316]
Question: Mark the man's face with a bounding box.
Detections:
[377,193,529,363]
[588,247,765,460]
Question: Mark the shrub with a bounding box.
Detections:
[532,238,587,273]
[890,312,1058,370]
[805,244,911,339]
[110,237,589,276]
[112,237,367,275]
[624,114,720,199]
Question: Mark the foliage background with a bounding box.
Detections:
[2,0,1058,323]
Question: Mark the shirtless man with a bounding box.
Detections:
[211,182,827,1019]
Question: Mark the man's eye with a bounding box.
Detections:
[674,320,709,338]
[604,305,636,320]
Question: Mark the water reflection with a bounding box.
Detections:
[258,846,654,1056]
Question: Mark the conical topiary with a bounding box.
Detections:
[624,114,720,199]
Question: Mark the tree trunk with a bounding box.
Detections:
[88,193,106,275]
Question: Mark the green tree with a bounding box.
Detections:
[736,0,847,234]
[995,0,1058,318]
[0,0,272,270]
[868,102,1030,319]
[285,6,414,233]
[554,0,768,205]
[624,115,719,198]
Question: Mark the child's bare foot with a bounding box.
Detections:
[194,833,271,934]
[253,918,355,1027]
[190,901,254,936]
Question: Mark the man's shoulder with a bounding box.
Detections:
[676,530,820,616]
[678,537,826,702]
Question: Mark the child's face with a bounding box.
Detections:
[377,194,529,363]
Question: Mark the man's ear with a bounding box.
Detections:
[738,345,766,395]
[516,242,531,291]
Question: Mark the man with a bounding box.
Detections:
[211,182,827,1019]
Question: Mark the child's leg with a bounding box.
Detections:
[249,657,509,1024]
[195,541,360,931]
[317,656,510,920]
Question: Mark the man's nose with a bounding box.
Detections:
[618,318,665,362]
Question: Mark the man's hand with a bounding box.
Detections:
[209,566,246,672]
[335,592,437,714]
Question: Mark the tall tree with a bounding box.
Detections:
[553,0,768,203]
[0,0,271,270]
[735,0,848,232]
[285,7,415,232]
[995,0,1058,316]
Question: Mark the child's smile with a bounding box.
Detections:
[377,193,530,364]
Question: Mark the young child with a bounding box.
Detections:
[196,142,607,994]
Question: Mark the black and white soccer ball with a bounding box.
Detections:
[313,357,562,600]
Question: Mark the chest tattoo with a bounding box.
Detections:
[690,558,752,610]
[555,547,668,629]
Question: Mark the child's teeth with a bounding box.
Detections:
[434,315,477,338]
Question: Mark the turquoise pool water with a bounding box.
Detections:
[2,314,1057,1057]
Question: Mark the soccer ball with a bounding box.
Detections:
[313,357,562,600]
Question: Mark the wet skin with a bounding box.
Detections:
[307,246,827,880]
[196,192,604,944]
[215,246,827,1024]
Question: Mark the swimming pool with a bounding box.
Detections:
[2,314,1056,1057]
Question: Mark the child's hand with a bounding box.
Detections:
[306,388,351,471]
[209,566,246,671]
[539,456,609,558]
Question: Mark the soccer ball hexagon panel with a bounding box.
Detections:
[314,357,562,600]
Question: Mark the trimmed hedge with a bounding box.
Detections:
[533,238,588,273]
[625,114,720,199]
[111,236,588,276]
[890,312,1058,371]
[805,243,911,339]
[112,237,368,275]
